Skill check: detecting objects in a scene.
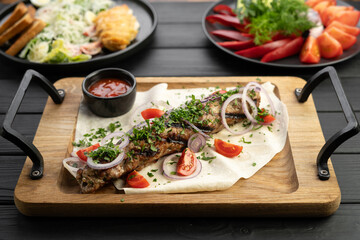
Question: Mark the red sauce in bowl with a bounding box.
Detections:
[88,78,131,98]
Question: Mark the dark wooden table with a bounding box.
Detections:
[1,0,360,239]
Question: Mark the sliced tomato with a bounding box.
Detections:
[76,143,100,162]
[214,139,243,158]
[212,89,227,95]
[306,0,335,8]
[177,148,197,176]
[300,36,321,64]
[313,1,335,16]
[322,6,354,26]
[258,108,276,124]
[326,26,357,50]
[261,37,304,62]
[327,21,360,36]
[141,108,165,120]
[328,10,360,27]
[127,170,150,188]
[317,31,343,59]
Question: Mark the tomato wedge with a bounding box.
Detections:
[261,37,304,62]
[326,26,357,50]
[322,6,354,26]
[313,1,335,16]
[300,36,320,64]
[212,89,227,95]
[141,108,165,120]
[177,148,197,176]
[327,21,360,36]
[76,143,100,162]
[127,170,150,188]
[306,0,335,8]
[214,139,243,158]
[317,31,343,59]
[258,108,276,124]
[328,10,360,27]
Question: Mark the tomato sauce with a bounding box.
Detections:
[88,78,131,98]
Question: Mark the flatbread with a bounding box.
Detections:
[72,82,289,194]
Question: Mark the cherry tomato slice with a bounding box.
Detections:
[76,143,100,162]
[127,170,150,188]
[258,108,276,124]
[177,148,197,176]
[212,90,227,95]
[214,139,243,158]
[300,36,320,64]
[141,108,165,120]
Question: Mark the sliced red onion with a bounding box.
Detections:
[87,151,125,170]
[220,93,255,135]
[162,153,202,180]
[101,131,129,149]
[63,157,86,178]
[245,82,275,116]
[183,119,209,139]
[187,133,206,153]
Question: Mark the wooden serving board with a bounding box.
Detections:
[14,76,341,217]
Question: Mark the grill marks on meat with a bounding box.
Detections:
[76,91,260,193]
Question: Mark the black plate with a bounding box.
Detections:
[202,0,360,68]
[0,0,157,70]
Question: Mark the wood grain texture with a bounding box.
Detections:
[1,204,360,240]
[12,76,341,217]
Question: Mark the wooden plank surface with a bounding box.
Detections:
[0,0,359,238]
[12,76,341,217]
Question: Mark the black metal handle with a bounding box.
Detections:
[295,66,360,180]
[0,70,65,179]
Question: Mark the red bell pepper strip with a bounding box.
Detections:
[261,37,304,62]
[213,4,236,16]
[206,14,249,32]
[235,38,292,58]
[211,30,252,41]
[217,40,255,50]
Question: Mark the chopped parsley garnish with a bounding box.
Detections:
[88,139,121,164]
[147,172,154,177]
[199,152,216,163]
[72,121,122,147]
[252,162,257,167]
[170,171,176,175]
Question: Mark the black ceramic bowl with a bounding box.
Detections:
[82,68,137,117]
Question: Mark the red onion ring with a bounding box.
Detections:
[187,133,206,152]
[220,93,255,135]
[87,151,125,170]
[162,153,202,180]
[63,157,86,178]
[245,82,275,117]
[101,131,129,149]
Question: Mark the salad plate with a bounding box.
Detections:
[202,0,360,68]
[0,0,157,70]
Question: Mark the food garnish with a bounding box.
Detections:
[65,82,287,193]
[206,0,360,64]
[127,171,150,188]
[214,139,243,158]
